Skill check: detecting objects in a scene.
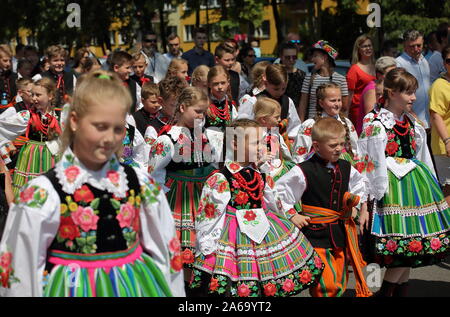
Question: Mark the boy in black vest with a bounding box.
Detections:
[42,45,76,107]
[276,117,371,297]
[109,51,141,113]
[132,82,160,137]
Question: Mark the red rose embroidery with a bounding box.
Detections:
[266,176,275,189]
[170,254,183,272]
[209,278,219,292]
[408,240,423,253]
[59,216,81,240]
[229,163,241,171]
[296,147,307,156]
[20,186,35,203]
[235,191,249,205]
[385,240,398,252]
[73,185,94,203]
[243,210,257,222]
[237,283,250,297]
[218,181,228,193]
[303,127,312,136]
[299,270,312,284]
[182,248,195,264]
[169,237,181,254]
[430,238,442,251]
[64,166,80,183]
[207,175,218,188]
[355,162,366,173]
[204,203,216,218]
[106,170,120,185]
[366,160,375,173]
[263,283,277,296]
[386,141,399,155]
[154,142,164,155]
[364,125,374,136]
[314,256,323,269]
[282,279,295,293]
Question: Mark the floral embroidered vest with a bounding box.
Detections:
[221,165,266,211]
[376,116,416,159]
[45,163,141,254]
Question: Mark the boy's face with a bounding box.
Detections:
[49,54,66,74]
[0,53,11,71]
[133,57,147,78]
[216,53,235,71]
[313,133,345,163]
[114,61,133,81]
[142,94,161,114]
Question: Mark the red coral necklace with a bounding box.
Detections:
[233,169,264,201]
[210,99,230,121]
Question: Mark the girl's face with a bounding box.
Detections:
[179,100,209,129]
[375,83,384,102]
[234,127,263,164]
[264,81,287,99]
[318,88,342,117]
[19,83,34,105]
[358,39,373,59]
[389,89,416,113]
[31,85,53,112]
[311,50,328,70]
[258,108,281,128]
[70,101,127,171]
[133,56,147,77]
[49,54,65,74]
[209,73,229,100]
[175,63,189,81]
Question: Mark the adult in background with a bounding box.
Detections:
[428,27,448,82]
[181,27,215,76]
[429,46,450,205]
[274,32,309,74]
[346,34,376,126]
[237,45,256,86]
[72,47,90,78]
[395,30,431,129]
[141,31,169,83]
[380,40,399,58]
[163,33,183,61]
[278,42,306,108]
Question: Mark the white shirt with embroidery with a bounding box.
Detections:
[357,108,433,201]
[0,147,185,297]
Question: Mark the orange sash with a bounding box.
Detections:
[302,192,372,297]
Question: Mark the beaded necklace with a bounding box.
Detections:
[233,168,264,201]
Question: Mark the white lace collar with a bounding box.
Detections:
[54,147,129,198]
[377,108,414,129]
[167,125,194,142]
[225,160,258,174]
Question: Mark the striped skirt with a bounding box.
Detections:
[190,208,324,297]
[165,165,216,267]
[370,159,450,268]
[43,243,172,297]
[12,140,58,197]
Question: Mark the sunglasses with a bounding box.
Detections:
[144,38,157,43]
[290,40,301,44]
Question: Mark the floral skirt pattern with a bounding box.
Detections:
[369,160,450,268]
[190,209,324,297]
[166,165,217,267]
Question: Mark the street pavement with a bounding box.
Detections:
[297,255,450,297]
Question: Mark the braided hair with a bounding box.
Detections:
[315,82,354,158]
[171,86,209,125]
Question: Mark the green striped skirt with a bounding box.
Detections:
[371,159,450,267]
[12,140,59,197]
[43,243,172,297]
[165,165,217,267]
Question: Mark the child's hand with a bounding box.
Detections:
[290,214,311,229]
[358,202,370,232]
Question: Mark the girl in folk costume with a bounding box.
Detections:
[237,64,301,150]
[205,65,238,131]
[166,58,190,83]
[148,87,220,275]
[0,77,62,196]
[358,68,450,297]
[190,119,324,297]
[293,82,360,165]
[0,70,184,297]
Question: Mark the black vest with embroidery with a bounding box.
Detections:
[27,109,62,142]
[229,70,240,105]
[221,166,265,210]
[161,129,210,171]
[299,155,351,249]
[375,116,415,159]
[45,163,141,254]
[42,70,74,107]
[132,108,155,137]
[257,91,290,120]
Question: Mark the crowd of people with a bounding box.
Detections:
[0,23,448,298]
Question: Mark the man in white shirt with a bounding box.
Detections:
[141,31,169,83]
[163,34,183,62]
[396,30,431,129]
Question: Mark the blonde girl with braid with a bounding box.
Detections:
[292,82,360,165]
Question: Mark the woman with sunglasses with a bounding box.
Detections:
[237,46,256,86]
[279,42,306,108]
[430,45,450,206]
